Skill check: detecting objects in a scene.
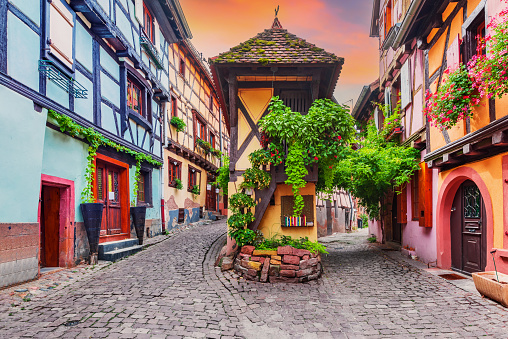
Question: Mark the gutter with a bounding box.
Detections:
[392,0,425,49]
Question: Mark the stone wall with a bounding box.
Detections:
[232,245,322,283]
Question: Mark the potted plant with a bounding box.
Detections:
[175,178,183,190]
[196,138,212,154]
[170,116,186,132]
[130,159,147,245]
[190,184,200,196]
[80,146,103,265]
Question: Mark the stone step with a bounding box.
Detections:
[98,238,139,257]
[99,245,143,262]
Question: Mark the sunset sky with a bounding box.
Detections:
[179,0,380,107]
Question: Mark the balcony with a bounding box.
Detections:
[38,60,88,99]
[140,36,164,70]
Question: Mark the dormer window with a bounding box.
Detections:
[143,3,154,43]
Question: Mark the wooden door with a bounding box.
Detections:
[392,194,401,243]
[461,181,485,273]
[96,161,122,235]
[206,180,217,212]
[451,181,486,273]
[40,186,60,267]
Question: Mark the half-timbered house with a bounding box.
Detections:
[210,17,344,252]
[163,40,229,229]
[0,0,195,287]
[390,0,508,275]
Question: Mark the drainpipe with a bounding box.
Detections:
[392,0,424,49]
[160,102,166,232]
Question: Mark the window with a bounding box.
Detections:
[384,1,392,37]
[49,0,74,69]
[188,165,201,191]
[168,157,182,187]
[171,96,178,118]
[143,3,154,43]
[209,95,214,111]
[194,114,206,142]
[463,10,486,63]
[127,78,143,115]
[179,58,186,77]
[210,132,215,149]
[411,173,419,221]
[137,170,152,206]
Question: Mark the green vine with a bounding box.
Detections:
[214,155,230,195]
[240,168,271,190]
[170,116,186,133]
[47,110,161,204]
[284,143,307,215]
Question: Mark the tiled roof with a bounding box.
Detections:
[210,19,343,65]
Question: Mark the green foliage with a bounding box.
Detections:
[241,168,271,190]
[215,155,229,195]
[190,185,200,196]
[375,98,402,138]
[367,235,377,243]
[259,97,356,214]
[255,235,328,254]
[48,110,161,204]
[196,138,212,153]
[332,122,419,222]
[229,193,256,212]
[170,116,186,133]
[174,178,183,190]
[228,228,256,248]
[360,214,369,227]
[248,149,271,168]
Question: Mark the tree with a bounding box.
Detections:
[333,116,420,243]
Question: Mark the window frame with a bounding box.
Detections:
[179,58,186,77]
[143,2,155,44]
[136,169,152,206]
[188,165,201,192]
[127,77,144,116]
[462,5,487,64]
[210,132,215,149]
[168,157,182,188]
[126,72,152,123]
[193,111,207,144]
[171,96,178,118]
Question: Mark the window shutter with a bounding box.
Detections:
[396,185,408,223]
[49,0,74,68]
[384,87,391,115]
[418,162,433,227]
[446,34,460,72]
[400,60,411,109]
[374,107,379,130]
[153,18,161,53]
[135,0,143,24]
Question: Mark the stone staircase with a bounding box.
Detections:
[98,239,142,262]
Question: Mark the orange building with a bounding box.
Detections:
[393,0,508,274]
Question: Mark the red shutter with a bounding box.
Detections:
[397,185,408,223]
[418,163,433,227]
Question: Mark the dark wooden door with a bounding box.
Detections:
[40,186,60,267]
[392,194,401,243]
[96,162,122,235]
[461,181,485,273]
[451,181,486,273]
[206,181,217,212]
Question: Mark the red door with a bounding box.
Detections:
[97,162,123,235]
[40,186,60,267]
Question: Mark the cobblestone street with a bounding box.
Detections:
[1,220,507,338]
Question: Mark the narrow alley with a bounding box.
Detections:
[1,220,506,338]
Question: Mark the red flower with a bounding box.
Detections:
[463,95,470,99]
[329,166,333,169]
[337,136,342,141]
[334,155,337,158]
[314,156,319,161]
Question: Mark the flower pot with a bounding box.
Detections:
[130,206,147,245]
[472,271,508,307]
[80,203,104,264]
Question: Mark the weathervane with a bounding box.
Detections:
[275,5,279,18]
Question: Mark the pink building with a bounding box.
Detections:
[352,0,436,264]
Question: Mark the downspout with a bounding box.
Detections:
[392,0,424,49]
[160,101,167,232]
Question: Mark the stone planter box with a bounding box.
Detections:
[472,272,508,307]
[233,245,322,283]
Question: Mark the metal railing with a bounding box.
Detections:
[38,60,88,99]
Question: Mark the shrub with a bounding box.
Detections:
[170,116,186,132]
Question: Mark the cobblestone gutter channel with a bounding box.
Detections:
[0,219,507,338]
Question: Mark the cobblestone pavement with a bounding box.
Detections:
[1,220,507,338]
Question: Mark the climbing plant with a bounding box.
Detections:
[258,97,356,215]
[47,110,161,204]
[214,155,230,195]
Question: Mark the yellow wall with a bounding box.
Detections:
[439,154,505,249]
[468,0,482,16]
[257,183,318,242]
[163,149,207,209]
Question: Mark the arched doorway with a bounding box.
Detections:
[450,180,487,273]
